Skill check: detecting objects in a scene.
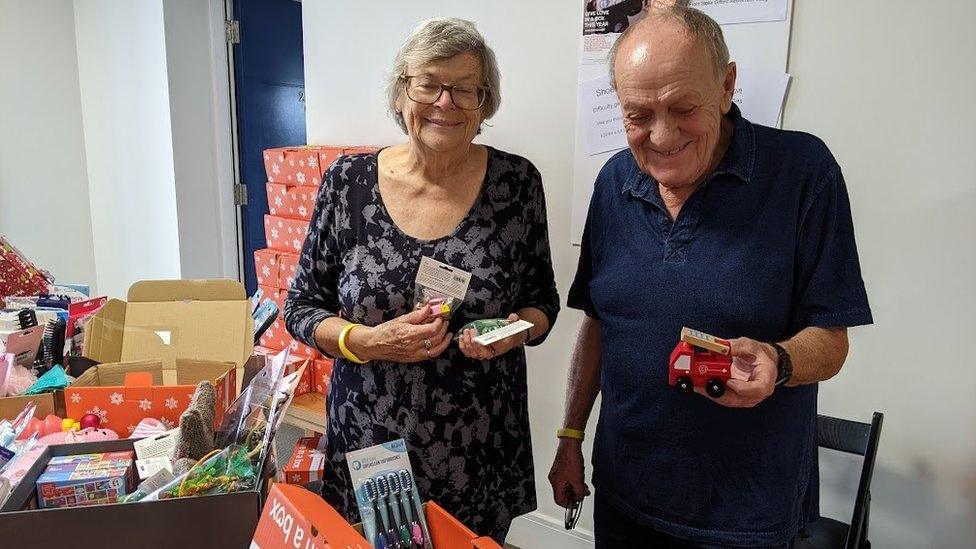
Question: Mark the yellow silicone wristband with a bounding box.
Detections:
[557,428,585,441]
[338,323,368,364]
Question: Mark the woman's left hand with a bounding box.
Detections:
[458,313,528,360]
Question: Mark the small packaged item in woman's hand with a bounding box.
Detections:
[413,257,471,321]
[455,318,511,340]
[414,289,458,320]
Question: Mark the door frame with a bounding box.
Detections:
[203,0,245,284]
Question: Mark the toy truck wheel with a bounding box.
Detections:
[705,379,725,398]
[675,376,694,394]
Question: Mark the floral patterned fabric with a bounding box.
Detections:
[284,146,560,539]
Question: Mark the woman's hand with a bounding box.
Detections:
[458,313,527,360]
[347,305,453,363]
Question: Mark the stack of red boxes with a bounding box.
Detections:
[257,145,380,398]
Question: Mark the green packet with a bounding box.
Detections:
[455,318,511,340]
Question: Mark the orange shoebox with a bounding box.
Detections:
[264,214,309,254]
[277,252,300,290]
[281,436,326,486]
[254,346,313,398]
[252,484,502,549]
[267,183,318,222]
[64,360,235,437]
[254,248,300,290]
[263,146,343,186]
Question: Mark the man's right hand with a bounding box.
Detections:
[548,438,591,508]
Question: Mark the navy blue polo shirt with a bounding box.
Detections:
[568,104,873,546]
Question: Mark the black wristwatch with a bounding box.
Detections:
[770,342,793,386]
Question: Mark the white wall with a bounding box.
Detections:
[72,0,182,299]
[303,1,976,547]
[785,2,976,547]
[0,0,97,290]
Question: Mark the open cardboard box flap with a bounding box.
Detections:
[83,279,254,371]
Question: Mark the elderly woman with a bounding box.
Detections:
[285,17,559,542]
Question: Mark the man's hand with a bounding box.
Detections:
[696,337,777,408]
[548,438,591,508]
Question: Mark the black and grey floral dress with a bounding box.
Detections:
[284,146,560,540]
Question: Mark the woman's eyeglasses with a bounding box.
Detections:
[401,75,489,110]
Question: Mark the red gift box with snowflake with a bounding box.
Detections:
[312,358,333,395]
[263,146,344,187]
[253,248,300,290]
[281,436,326,485]
[254,346,313,398]
[264,215,309,254]
[267,183,318,222]
[64,360,236,438]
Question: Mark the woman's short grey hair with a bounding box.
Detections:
[608,4,730,88]
[386,18,501,134]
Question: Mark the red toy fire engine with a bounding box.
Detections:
[669,327,732,398]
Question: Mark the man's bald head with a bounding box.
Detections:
[609,6,730,88]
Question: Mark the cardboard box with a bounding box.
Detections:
[312,358,333,396]
[277,253,300,290]
[264,215,309,254]
[253,248,300,290]
[71,279,252,436]
[82,279,254,372]
[64,359,236,437]
[0,439,265,549]
[254,347,312,398]
[0,393,60,423]
[341,146,381,156]
[267,183,318,222]
[251,484,503,549]
[281,436,325,486]
[251,483,367,549]
[254,248,279,288]
[263,146,343,186]
[36,451,135,508]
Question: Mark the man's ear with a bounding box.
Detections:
[720,61,737,114]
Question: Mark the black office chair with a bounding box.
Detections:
[795,412,884,549]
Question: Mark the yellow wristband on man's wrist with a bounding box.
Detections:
[557,428,585,441]
[338,323,368,364]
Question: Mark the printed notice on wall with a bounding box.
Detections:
[581,0,654,65]
[732,67,791,127]
[688,0,789,25]
[580,75,628,156]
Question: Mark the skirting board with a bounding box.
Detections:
[507,511,595,549]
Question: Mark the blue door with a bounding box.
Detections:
[232,0,306,294]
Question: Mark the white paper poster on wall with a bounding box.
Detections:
[688,0,789,25]
[581,0,654,65]
[732,67,791,126]
[580,75,628,155]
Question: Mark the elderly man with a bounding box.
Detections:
[549,6,872,548]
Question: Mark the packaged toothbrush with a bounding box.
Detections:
[346,439,432,549]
